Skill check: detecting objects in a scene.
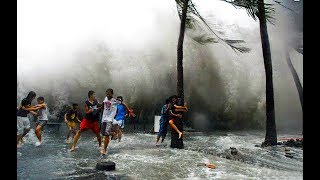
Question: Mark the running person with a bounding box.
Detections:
[100,89,129,155]
[64,103,81,143]
[33,96,48,146]
[70,91,102,152]
[17,91,42,147]
[114,96,132,142]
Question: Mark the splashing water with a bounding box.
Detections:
[17,129,302,179]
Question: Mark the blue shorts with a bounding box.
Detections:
[113,119,124,129]
[158,117,169,138]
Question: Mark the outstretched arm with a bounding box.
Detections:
[122,102,136,117]
[30,111,38,116]
[22,105,41,111]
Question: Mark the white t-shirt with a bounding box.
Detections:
[101,97,120,122]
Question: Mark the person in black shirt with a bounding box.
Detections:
[64,103,81,143]
[70,91,102,152]
[168,95,188,139]
[17,91,42,147]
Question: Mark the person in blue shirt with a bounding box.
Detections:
[155,98,170,145]
[113,96,131,142]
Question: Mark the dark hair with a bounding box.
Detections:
[72,103,78,107]
[169,95,178,103]
[37,96,44,101]
[26,91,36,100]
[117,96,123,101]
[88,90,95,98]
[176,97,183,106]
[165,98,170,104]
[106,88,113,94]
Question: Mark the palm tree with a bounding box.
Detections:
[175,0,251,101]
[285,48,303,112]
[176,0,189,101]
[224,0,277,146]
[172,0,251,149]
[171,0,252,149]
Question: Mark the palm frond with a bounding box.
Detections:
[222,0,275,24]
[226,43,251,53]
[224,39,246,44]
[175,0,251,53]
[191,34,217,45]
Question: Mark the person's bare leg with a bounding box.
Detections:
[66,128,71,142]
[118,126,122,143]
[156,136,160,144]
[35,125,42,142]
[169,120,182,139]
[71,128,76,139]
[101,135,110,155]
[17,134,22,146]
[22,128,30,139]
[70,130,84,151]
[95,132,102,147]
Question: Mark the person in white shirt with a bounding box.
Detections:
[100,88,130,155]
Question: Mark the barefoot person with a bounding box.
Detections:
[33,96,48,146]
[64,103,81,143]
[155,98,170,145]
[70,91,102,152]
[114,96,133,142]
[168,95,188,139]
[17,91,42,147]
[100,88,125,155]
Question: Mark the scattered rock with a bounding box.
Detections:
[96,161,116,171]
[285,154,294,158]
[218,147,245,162]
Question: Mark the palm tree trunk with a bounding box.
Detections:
[171,0,188,149]
[258,0,277,146]
[285,49,303,111]
[285,49,303,135]
[177,0,188,101]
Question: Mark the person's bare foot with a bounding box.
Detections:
[101,149,106,155]
[70,146,75,152]
[178,132,183,139]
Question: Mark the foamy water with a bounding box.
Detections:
[17,129,303,179]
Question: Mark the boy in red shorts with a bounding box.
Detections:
[70,90,102,152]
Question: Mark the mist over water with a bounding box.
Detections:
[17,0,303,132]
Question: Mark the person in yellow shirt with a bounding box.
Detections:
[64,103,81,143]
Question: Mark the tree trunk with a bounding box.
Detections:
[258,0,277,146]
[285,49,303,111]
[177,0,188,101]
[285,49,303,135]
[171,0,188,149]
